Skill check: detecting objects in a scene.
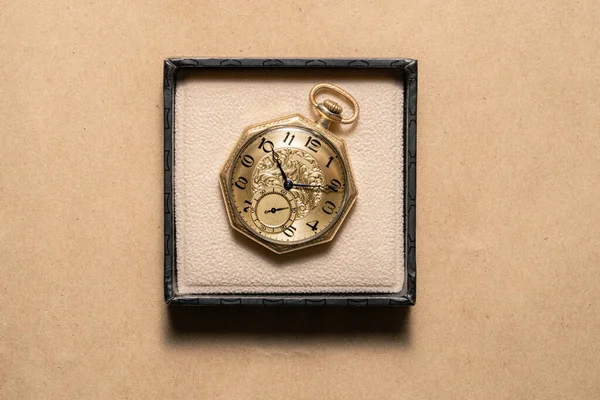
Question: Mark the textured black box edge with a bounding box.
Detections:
[163,58,417,307]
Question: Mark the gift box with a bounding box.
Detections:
[164,58,417,306]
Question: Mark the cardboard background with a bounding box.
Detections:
[1,0,599,398]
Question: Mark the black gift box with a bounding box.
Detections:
[164,58,417,306]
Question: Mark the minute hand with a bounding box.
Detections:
[293,183,333,190]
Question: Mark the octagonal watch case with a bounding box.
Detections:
[219,84,359,254]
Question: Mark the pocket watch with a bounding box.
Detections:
[219,83,359,254]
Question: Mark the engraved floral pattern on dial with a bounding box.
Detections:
[252,148,325,220]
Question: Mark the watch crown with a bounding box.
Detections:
[323,99,342,115]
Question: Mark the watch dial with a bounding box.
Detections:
[228,126,348,244]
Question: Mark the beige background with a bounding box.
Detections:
[1,0,599,399]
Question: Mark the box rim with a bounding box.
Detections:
[164,57,417,306]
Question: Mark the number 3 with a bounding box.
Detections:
[322,201,336,214]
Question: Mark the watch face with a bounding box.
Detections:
[226,125,349,245]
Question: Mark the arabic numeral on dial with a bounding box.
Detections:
[283,132,295,145]
[258,137,274,153]
[283,225,297,237]
[304,136,321,153]
[241,154,254,167]
[234,176,248,189]
[306,220,319,231]
[327,179,342,193]
[326,156,334,168]
[322,201,336,214]
[243,200,251,212]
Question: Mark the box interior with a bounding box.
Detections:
[174,69,405,294]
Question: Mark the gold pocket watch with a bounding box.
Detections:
[219,83,359,254]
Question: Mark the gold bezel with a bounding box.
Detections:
[219,114,358,254]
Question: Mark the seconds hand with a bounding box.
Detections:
[272,149,294,190]
[265,207,289,214]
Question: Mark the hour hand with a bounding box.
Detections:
[271,150,287,181]
[272,150,294,190]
